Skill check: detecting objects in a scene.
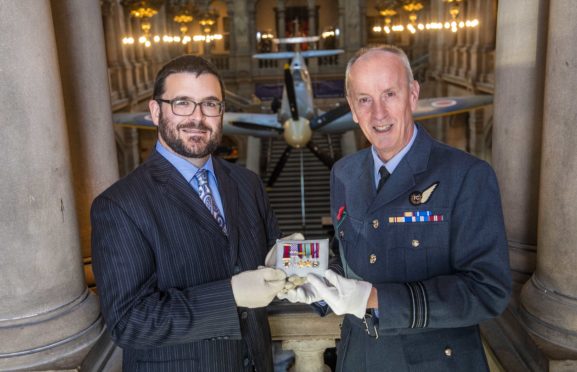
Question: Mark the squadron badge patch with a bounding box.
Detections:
[409,182,439,205]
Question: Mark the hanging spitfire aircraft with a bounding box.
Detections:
[113,37,493,187]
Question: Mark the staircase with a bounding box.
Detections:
[262,132,342,239]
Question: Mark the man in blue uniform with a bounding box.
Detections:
[289,45,511,371]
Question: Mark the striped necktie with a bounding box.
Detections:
[376,166,390,193]
[195,169,227,234]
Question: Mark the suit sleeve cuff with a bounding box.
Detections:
[375,281,429,329]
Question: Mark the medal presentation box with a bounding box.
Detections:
[276,238,329,277]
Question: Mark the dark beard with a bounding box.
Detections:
[158,110,221,159]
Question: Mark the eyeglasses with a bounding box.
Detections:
[156,98,225,117]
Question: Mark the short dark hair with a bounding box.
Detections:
[152,55,225,100]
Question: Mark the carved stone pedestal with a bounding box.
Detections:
[268,303,342,372]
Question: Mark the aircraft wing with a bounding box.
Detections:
[112,112,281,138]
[317,95,493,133]
[223,113,281,137]
[413,95,493,120]
[316,111,355,133]
[113,112,156,130]
[112,95,492,137]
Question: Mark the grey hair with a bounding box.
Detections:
[345,45,414,96]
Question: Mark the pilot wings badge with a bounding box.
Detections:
[409,182,439,206]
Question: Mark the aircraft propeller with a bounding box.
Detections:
[264,64,350,187]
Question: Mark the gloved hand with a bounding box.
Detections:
[264,232,305,267]
[231,267,287,308]
[277,282,322,304]
[307,270,372,319]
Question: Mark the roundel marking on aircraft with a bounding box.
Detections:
[431,99,457,108]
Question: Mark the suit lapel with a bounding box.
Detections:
[213,158,240,266]
[146,151,226,238]
[369,125,432,212]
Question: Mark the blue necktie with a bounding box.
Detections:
[195,169,227,234]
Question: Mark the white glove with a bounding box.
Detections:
[307,270,372,319]
[231,267,287,308]
[264,232,305,267]
[277,282,322,304]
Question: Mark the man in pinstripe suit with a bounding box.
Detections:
[92,55,286,371]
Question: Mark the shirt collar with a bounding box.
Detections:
[372,124,418,183]
[155,141,215,183]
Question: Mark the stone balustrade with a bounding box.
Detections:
[268,302,342,372]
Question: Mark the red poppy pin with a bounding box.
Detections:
[337,205,346,221]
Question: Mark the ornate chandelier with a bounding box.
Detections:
[120,0,164,47]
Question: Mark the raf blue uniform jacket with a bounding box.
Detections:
[91,150,280,371]
[330,124,511,371]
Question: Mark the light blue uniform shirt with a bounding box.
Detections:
[155,141,226,222]
[371,124,418,189]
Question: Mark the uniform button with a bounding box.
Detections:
[243,357,251,367]
[372,219,379,229]
[412,239,420,248]
[369,254,377,264]
[241,311,248,319]
[444,347,453,357]
[339,230,345,238]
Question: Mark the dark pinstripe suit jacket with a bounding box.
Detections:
[91,150,280,371]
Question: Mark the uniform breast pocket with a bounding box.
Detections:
[387,208,450,282]
[336,214,364,247]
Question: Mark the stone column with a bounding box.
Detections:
[307,0,316,49]
[51,0,120,284]
[480,2,552,370]
[467,0,481,82]
[230,0,254,97]
[131,17,148,90]
[467,110,485,160]
[337,1,345,50]
[0,1,103,370]
[147,6,166,79]
[340,130,357,157]
[492,0,547,287]
[116,0,137,103]
[478,0,498,86]
[428,0,448,143]
[342,0,362,56]
[519,0,577,361]
[246,136,262,176]
[101,0,123,102]
[276,0,286,50]
[123,128,142,174]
